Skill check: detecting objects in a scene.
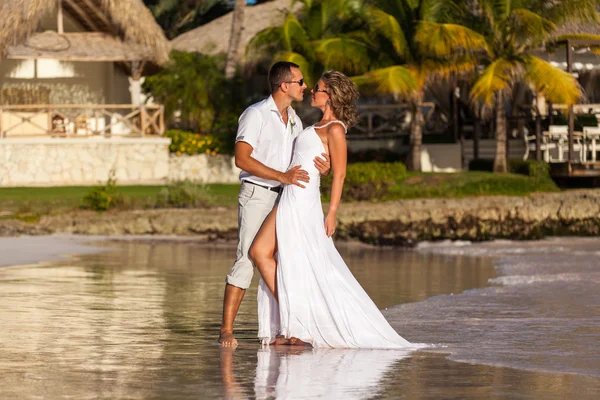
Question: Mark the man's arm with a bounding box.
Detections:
[235,142,309,188]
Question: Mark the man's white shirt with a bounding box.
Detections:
[235,95,303,188]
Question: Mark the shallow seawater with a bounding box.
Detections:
[0,238,598,399]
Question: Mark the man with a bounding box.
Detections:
[219,61,330,347]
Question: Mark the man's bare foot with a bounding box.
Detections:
[219,331,238,347]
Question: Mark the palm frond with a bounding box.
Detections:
[273,51,315,85]
[313,36,371,75]
[415,22,489,58]
[421,57,480,82]
[509,9,555,47]
[364,5,409,59]
[470,58,521,105]
[353,66,418,100]
[480,0,512,22]
[543,0,600,24]
[548,33,600,54]
[282,14,314,59]
[420,0,464,23]
[246,26,284,56]
[523,55,581,105]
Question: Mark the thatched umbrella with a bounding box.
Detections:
[0,0,170,65]
[171,0,296,58]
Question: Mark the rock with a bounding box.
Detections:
[2,190,600,246]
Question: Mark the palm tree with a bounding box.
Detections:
[353,0,486,171]
[438,0,598,172]
[225,0,246,79]
[246,0,369,86]
[144,0,225,39]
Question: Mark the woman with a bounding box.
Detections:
[249,71,421,349]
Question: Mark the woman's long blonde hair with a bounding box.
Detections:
[321,70,360,128]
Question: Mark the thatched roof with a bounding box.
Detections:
[554,19,600,37]
[0,0,170,65]
[6,31,157,62]
[171,0,297,56]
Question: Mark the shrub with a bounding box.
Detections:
[468,158,494,172]
[155,180,212,208]
[347,148,402,163]
[320,162,407,201]
[82,171,123,211]
[166,129,223,156]
[508,159,551,180]
[469,158,552,181]
[143,52,246,133]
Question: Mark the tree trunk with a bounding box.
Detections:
[224,0,246,79]
[493,91,508,173]
[408,92,424,171]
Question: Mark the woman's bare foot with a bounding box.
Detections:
[273,335,290,345]
[272,336,308,346]
[288,337,308,346]
[219,331,238,347]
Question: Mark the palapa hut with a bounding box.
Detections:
[0,0,173,187]
[171,0,295,59]
[0,0,169,137]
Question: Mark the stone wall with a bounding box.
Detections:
[3,190,600,245]
[168,154,240,183]
[0,138,171,186]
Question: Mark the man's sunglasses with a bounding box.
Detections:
[283,78,304,86]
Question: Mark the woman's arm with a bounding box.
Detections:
[324,124,347,237]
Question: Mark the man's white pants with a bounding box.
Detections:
[226,181,279,289]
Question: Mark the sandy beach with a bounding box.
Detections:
[0,235,109,268]
[0,235,598,399]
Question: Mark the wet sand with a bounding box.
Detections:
[0,236,598,399]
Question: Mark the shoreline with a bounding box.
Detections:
[1,189,599,246]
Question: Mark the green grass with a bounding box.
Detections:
[0,171,560,217]
[0,184,240,215]
[388,171,559,200]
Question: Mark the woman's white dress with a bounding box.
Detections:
[257,123,421,349]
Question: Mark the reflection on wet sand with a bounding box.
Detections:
[0,240,598,399]
[251,347,412,399]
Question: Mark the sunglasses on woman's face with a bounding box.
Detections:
[314,83,327,93]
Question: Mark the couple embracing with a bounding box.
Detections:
[219,61,421,350]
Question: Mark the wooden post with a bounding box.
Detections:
[57,0,64,34]
[140,106,147,137]
[47,106,53,135]
[452,75,459,142]
[548,101,554,125]
[505,119,510,161]
[535,114,542,161]
[474,119,480,160]
[159,105,165,135]
[567,40,575,163]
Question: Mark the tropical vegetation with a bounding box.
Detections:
[246,0,600,173]
[142,51,245,136]
[441,0,600,172]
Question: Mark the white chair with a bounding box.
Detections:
[547,125,583,162]
[523,132,555,162]
[583,127,600,162]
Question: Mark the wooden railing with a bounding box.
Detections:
[0,104,165,138]
[297,102,442,139]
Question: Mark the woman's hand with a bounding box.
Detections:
[314,153,331,176]
[324,212,337,237]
